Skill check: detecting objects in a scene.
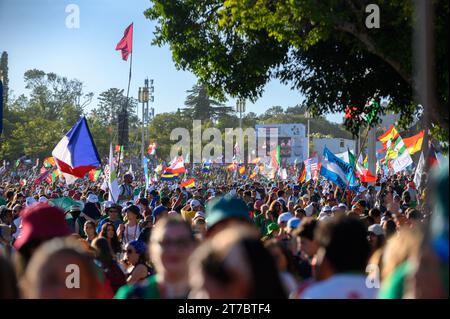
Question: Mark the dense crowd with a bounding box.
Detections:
[0,161,448,299]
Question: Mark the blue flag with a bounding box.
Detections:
[320,147,359,191]
[143,156,149,191]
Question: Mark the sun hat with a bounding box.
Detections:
[304,203,314,217]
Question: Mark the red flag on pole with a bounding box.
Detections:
[115,23,133,61]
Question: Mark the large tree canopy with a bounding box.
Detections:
[144,0,448,138]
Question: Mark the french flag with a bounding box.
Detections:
[52,117,101,184]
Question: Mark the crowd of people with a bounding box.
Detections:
[0,160,448,299]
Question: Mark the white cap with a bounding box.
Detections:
[321,205,332,213]
[338,203,348,210]
[331,205,340,212]
[304,203,314,217]
[25,197,37,207]
[287,217,301,229]
[319,214,331,221]
[193,211,206,221]
[190,199,201,209]
[38,196,48,203]
[368,224,384,236]
[103,201,113,208]
[87,194,98,203]
[277,212,293,224]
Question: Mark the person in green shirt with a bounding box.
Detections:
[115,216,196,299]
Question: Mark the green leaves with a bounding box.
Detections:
[145,0,449,139]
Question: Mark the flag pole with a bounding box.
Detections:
[116,33,133,177]
[340,126,370,204]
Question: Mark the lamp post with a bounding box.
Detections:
[138,78,154,167]
[305,109,311,159]
[236,99,246,128]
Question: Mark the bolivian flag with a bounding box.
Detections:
[181,178,196,188]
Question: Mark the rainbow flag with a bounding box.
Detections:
[238,165,246,175]
[89,169,102,182]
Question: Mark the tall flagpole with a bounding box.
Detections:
[116,24,133,177]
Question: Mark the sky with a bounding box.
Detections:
[0,0,343,123]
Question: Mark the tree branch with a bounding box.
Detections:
[335,22,412,85]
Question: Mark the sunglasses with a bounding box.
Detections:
[156,237,192,250]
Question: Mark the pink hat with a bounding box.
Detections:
[14,203,72,250]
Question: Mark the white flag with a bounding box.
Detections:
[392,150,413,173]
[108,143,120,203]
[414,152,425,189]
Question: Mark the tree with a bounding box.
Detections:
[90,88,138,149]
[182,83,232,122]
[260,106,284,120]
[0,70,94,160]
[23,69,92,124]
[144,1,449,139]
[0,52,9,107]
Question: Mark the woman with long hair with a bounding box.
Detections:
[99,222,122,258]
[268,200,283,222]
[83,220,97,245]
[91,237,126,293]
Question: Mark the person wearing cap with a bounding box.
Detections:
[97,204,124,234]
[277,212,293,239]
[180,198,201,225]
[82,194,101,221]
[118,205,142,246]
[13,203,73,277]
[118,173,134,202]
[286,217,301,235]
[205,195,252,238]
[153,197,170,225]
[192,211,207,239]
[367,224,386,256]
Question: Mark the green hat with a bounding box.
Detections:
[266,222,279,236]
[205,195,250,229]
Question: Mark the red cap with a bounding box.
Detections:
[14,203,72,250]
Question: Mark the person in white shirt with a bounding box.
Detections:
[299,216,377,299]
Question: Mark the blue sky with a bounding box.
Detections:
[0,0,343,122]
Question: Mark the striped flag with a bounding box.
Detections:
[378,125,399,143]
[181,178,196,188]
[403,131,424,155]
[88,169,102,182]
[108,143,120,203]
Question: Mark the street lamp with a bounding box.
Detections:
[236,99,246,128]
[138,78,154,167]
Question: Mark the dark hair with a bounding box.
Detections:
[406,209,421,221]
[99,222,121,255]
[293,217,317,241]
[264,239,300,280]
[198,236,287,299]
[160,197,170,207]
[315,216,370,273]
[92,237,114,267]
[369,208,381,219]
[277,190,285,198]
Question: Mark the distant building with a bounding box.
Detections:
[313,138,356,159]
